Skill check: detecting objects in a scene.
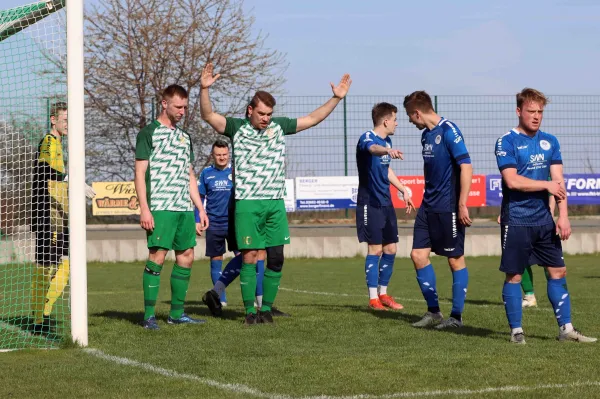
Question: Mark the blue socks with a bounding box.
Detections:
[217,254,265,298]
[503,281,522,329]
[451,268,468,320]
[218,254,242,287]
[547,277,571,327]
[256,259,265,297]
[378,253,395,287]
[210,259,226,303]
[365,255,380,289]
[416,264,440,313]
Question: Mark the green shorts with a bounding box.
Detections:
[235,199,290,250]
[147,211,196,251]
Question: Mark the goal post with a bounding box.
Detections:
[66,0,87,347]
[0,0,87,350]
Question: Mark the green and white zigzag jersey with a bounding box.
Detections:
[224,117,297,200]
[135,120,194,211]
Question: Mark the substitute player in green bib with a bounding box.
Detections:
[200,63,352,325]
[135,84,209,330]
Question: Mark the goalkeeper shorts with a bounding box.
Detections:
[35,228,69,266]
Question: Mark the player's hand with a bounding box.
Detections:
[199,211,209,231]
[404,194,415,214]
[556,215,571,241]
[547,181,566,200]
[140,208,154,232]
[195,223,204,236]
[85,183,96,199]
[201,63,221,89]
[458,204,472,226]
[387,149,404,160]
[331,73,352,99]
[496,214,501,224]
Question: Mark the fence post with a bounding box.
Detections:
[343,96,350,219]
[46,98,50,132]
[151,99,155,120]
[434,95,438,113]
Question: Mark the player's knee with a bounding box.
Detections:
[266,245,284,272]
[448,256,465,271]
[368,247,383,257]
[410,249,428,268]
[546,267,566,280]
[505,273,521,283]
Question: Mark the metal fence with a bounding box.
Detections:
[259,95,600,179]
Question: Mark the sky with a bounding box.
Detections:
[4,0,600,96]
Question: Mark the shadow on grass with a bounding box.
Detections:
[583,276,600,279]
[93,310,144,326]
[0,316,63,342]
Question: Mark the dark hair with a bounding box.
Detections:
[246,90,276,117]
[49,101,67,119]
[371,102,398,126]
[516,88,549,109]
[162,84,188,100]
[212,139,229,151]
[403,91,434,113]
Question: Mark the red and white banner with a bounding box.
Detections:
[390,175,487,208]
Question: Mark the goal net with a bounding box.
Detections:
[0,0,69,350]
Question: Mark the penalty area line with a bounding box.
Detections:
[83,348,600,398]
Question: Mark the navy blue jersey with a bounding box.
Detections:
[194,165,233,229]
[495,129,562,226]
[421,118,471,212]
[356,130,393,207]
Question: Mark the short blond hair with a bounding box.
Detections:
[516,88,549,109]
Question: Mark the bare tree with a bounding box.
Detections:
[84,0,287,180]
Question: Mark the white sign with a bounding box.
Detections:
[284,179,295,212]
[295,176,359,210]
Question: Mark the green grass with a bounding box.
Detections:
[2,255,600,398]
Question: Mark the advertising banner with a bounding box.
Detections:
[295,176,358,210]
[92,182,140,215]
[487,174,600,206]
[391,175,487,208]
[284,179,295,212]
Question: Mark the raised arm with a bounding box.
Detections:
[200,63,227,134]
[296,74,352,133]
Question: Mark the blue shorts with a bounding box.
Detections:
[205,228,236,257]
[412,207,465,257]
[499,222,565,274]
[356,204,398,245]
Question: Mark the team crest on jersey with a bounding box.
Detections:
[266,127,275,139]
[228,174,232,180]
[540,140,551,150]
[435,135,442,145]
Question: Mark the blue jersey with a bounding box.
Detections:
[495,129,562,226]
[194,165,233,229]
[421,118,471,212]
[356,130,393,207]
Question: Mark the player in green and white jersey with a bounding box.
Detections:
[135,84,209,330]
[200,63,352,325]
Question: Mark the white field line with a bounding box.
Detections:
[84,348,600,398]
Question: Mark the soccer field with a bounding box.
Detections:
[1,255,600,398]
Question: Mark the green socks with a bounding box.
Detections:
[143,261,162,320]
[169,264,191,320]
[261,268,282,312]
[521,265,534,295]
[240,263,257,314]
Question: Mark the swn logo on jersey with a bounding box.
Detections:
[530,154,545,162]
[424,144,433,151]
[214,180,229,188]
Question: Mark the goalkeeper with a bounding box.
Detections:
[30,102,95,333]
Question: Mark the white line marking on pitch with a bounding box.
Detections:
[278,287,565,313]
[84,348,600,398]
